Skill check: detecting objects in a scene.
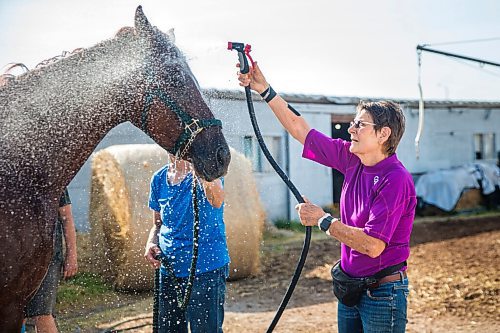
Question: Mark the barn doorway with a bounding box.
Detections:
[331,115,353,203]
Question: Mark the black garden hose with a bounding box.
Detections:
[244,86,312,333]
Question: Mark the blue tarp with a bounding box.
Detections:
[415,162,500,211]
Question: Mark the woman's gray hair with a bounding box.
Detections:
[357,100,405,156]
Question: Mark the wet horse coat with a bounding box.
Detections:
[0,6,230,331]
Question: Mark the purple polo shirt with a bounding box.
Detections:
[303,129,416,277]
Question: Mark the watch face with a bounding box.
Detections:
[320,216,333,232]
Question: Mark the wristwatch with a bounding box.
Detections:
[318,214,337,233]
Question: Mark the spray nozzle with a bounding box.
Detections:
[227,42,245,52]
[228,41,254,74]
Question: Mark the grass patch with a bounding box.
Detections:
[56,272,152,332]
[57,272,113,308]
[273,218,323,234]
[274,218,307,232]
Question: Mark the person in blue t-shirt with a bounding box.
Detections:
[144,154,230,333]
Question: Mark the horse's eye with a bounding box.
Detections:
[164,65,187,88]
[171,71,186,87]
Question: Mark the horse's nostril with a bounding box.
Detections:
[216,146,229,167]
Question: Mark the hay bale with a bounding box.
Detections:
[224,148,265,280]
[89,144,168,290]
[454,189,483,211]
[89,144,265,290]
[417,189,485,216]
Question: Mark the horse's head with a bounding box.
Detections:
[132,6,230,181]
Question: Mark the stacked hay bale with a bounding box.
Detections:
[89,144,265,290]
[223,148,266,280]
[89,144,168,290]
[454,189,483,211]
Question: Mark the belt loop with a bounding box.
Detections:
[398,271,404,282]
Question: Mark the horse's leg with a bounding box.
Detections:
[0,301,25,333]
[0,215,54,332]
[0,257,51,333]
[0,251,51,333]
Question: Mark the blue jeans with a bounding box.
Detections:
[158,264,228,333]
[337,274,409,333]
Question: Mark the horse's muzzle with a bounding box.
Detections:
[191,138,231,182]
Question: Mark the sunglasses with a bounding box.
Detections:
[350,119,376,129]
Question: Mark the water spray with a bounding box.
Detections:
[228,42,311,333]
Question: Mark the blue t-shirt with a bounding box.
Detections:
[149,165,230,277]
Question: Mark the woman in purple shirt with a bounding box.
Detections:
[238,62,416,333]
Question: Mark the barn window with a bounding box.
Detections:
[242,135,282,173]
[474,133,495,160]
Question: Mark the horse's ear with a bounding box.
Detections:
[134,5,154,36]
[115,26,135,38]
[166,28,176,43]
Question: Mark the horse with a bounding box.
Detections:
[0,6,231,331]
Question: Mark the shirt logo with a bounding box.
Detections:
[373,176,379,185]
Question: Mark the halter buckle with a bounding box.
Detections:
[185,119,203,135]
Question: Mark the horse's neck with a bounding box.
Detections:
[0,38,146,192]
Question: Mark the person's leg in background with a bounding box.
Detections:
[25,257,63,333]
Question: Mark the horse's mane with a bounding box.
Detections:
[0,27,142,124]
[0,48,86,88]
[0,51,86,92]
[35,48,85,69]
[0,29,115,87]
[0,24,185,92]
[0,63,29,87]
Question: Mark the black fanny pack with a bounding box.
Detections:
[331,260,406,307]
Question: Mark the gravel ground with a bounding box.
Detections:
[222,229,499,333]
[56,215,500,333]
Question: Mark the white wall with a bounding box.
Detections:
[398,106,500,173]
[210,97,289,221]
[287,104,336,220]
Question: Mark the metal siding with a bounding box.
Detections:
[399,107,500,173]
[288,109,333,219]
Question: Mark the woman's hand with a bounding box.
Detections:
[144,243,161,269]
[237,61,269,94]
[295,199,326,227]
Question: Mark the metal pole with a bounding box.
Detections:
[416,45,500,67]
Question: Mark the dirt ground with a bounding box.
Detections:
[59,215,499,333]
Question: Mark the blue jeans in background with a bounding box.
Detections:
[337,275,409,333]
[158,264,228,333]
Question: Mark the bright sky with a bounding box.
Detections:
[1,0,500,101]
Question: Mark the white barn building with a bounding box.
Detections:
[68,89,500,231]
